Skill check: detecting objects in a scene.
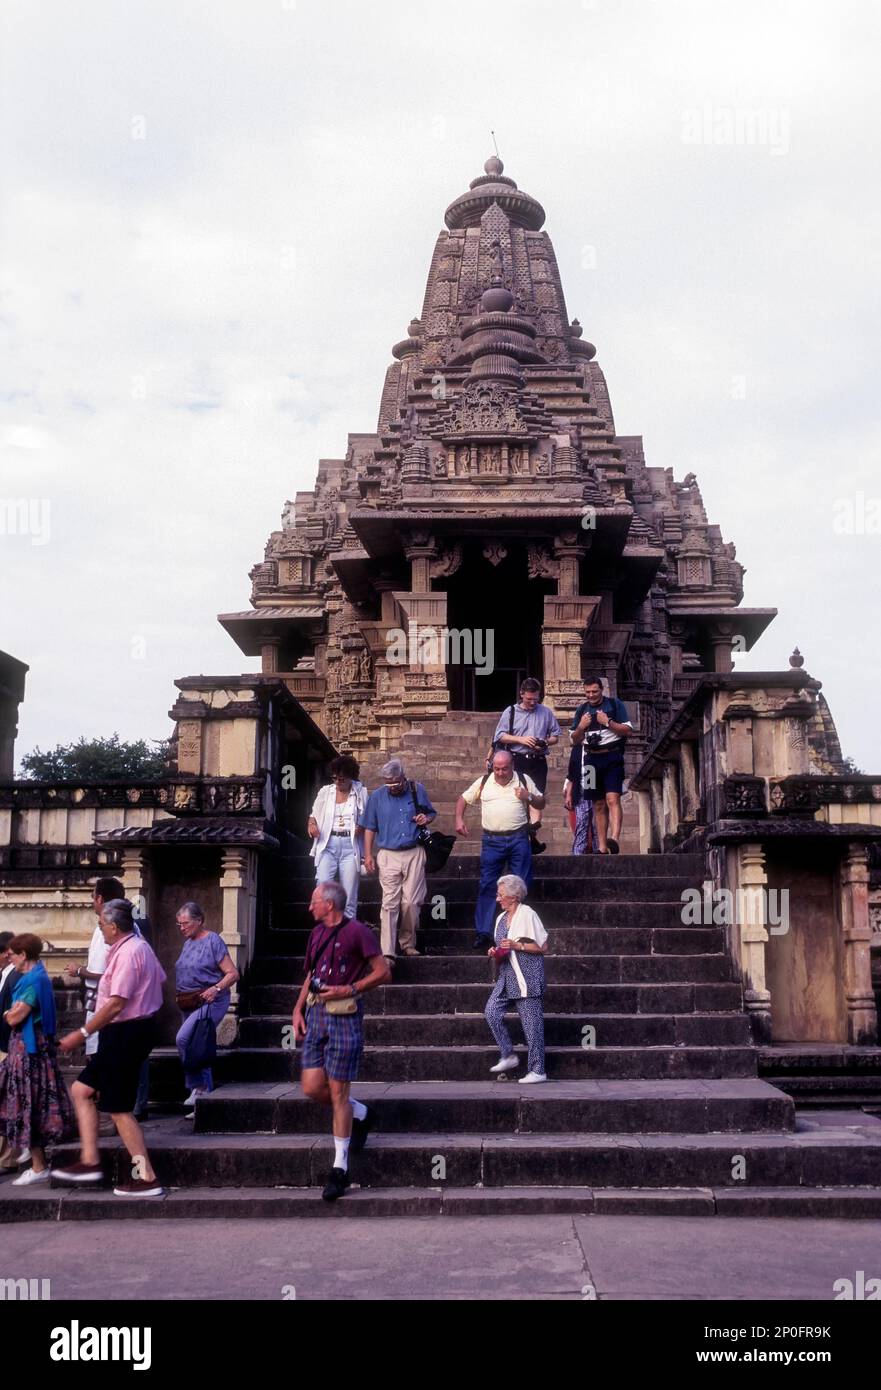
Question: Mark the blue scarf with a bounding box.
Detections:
[12,961,57,1054]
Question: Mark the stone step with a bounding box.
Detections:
[239,1011,752,1048]
[278,876,698,901]
[249,928,728,976]
[263,903,693,935]
[187,1042,758,1083]
[7,1184,881,1222]
[248,980,744,1015]
[249,953,736,986]
[41,1124,881,1192]
[282,853,706,878]
[193,1078,791,1134]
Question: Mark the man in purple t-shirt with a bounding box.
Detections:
[292,881,391,1202]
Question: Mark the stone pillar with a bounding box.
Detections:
[736,842,772,1043]
[708,622,735,674]
[120,848,150,924]
[839,843,878,1045]
[261,641,281,675]
[662,760,680,844]
[219,847,257,1015]
[553,530,583,598]
[649,779,665,856]
[637,787,656,853]
[679,740,700,822]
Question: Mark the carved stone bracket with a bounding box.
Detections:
[429,543,463,579]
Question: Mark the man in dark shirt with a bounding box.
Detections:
[292,881,391,1202]
[570,676,634,854]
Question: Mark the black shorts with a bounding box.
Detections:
[77,1016,156,1114]
[512,753,548,793]
[582,752,626,800]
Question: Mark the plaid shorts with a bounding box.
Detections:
[301,1001,365,1082]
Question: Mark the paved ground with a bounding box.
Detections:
[2,1215,880,1300]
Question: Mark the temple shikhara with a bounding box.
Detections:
[219,156,787,771]
[2,155,881,1220]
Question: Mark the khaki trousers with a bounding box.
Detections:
[376,845,426,956]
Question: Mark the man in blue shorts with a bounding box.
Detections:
[292,881,391,1202]
[570,676,634,854]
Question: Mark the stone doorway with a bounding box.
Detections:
[436,541,553,711]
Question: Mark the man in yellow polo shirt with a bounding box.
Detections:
[456,749,545,949]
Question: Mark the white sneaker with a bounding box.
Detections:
[489,1056,520,1074]
[17,1148,31,1165]
[184,1088,208,1117]
[518,1071,548,1084]
[12,1166,50,1187]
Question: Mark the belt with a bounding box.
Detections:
[381,842,421,852]
[330,830,351,836]
[483,826,529,837]
[514,751,547,760]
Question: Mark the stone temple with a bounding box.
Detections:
[220,155,817,771]
[2,156,881,1221]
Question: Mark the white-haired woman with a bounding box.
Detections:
[174,902,239,1115]
[484,874,548,1084]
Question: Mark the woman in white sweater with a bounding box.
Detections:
[307,755,369,920]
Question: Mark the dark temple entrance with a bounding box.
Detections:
[437,541,553,711]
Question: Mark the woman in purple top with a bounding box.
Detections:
[174,902,239,1114]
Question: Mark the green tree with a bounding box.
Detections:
[20,733,171,782]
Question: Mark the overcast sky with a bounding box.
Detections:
[1,0,879,771]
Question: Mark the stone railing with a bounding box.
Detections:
[629,672,881,1047]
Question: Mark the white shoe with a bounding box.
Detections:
[518,1071,548,1084]
[12,1166,50,1187]
[489,1056,520,1074]
[184,1088,208,1116]
[17,1148,31,1166]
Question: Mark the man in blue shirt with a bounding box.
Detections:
[492,678,560,853]
[361,758,436,961]
[570,676,633,854]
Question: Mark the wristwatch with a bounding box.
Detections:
[79,1026,89,1039]
[350,985,358,998]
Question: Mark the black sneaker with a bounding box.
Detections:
[472,934,493,950]
[322,1167,351,1202]
[350,1105,374,1154]
[607,838,620,855]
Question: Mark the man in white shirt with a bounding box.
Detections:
[456,750,545,949]
[0,931,21,1168]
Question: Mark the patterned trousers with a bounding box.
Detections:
[485,978,546,1075]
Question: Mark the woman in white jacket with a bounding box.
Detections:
[307,755,369,920]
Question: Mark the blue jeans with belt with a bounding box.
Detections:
[475,828,533,940]
[315,836,361,919]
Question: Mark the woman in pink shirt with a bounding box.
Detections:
[53,900,168,1199]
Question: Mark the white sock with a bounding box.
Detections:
[350,1099,367,1122]
[333,1136,350,1172]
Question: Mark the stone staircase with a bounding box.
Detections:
[12,850,881,1221]
[357,710,640,855]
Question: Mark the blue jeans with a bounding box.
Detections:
[475,830,533,939]
[176,999,229,1092]
[315,837,361,919]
